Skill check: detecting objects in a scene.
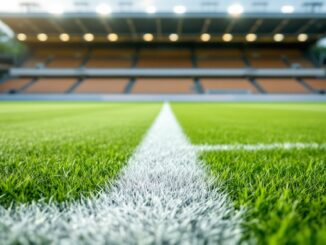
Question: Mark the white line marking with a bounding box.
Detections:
[195,143,326,152]
[0,104,242,244]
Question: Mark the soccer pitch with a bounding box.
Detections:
[0,102,325,244]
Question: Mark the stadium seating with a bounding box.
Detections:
[25,78,77,93]
[249,58,288,68]
[46,58,82,68]
[197,59,245,68]
[304,78,326,91]
[195,48,242,58]
[200,78,257,93]
[74,78,129,93]
[132,78,194,93]
[22,58,46,68]
[288,58,315,68]
[0,78,31,92]
[86,59,132,68]
[256,78,308,93]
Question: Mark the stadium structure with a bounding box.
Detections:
[0,0,326,101]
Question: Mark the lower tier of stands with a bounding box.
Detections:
[1,77,325,94]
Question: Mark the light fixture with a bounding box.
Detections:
[83,33,94,42]
[222,33,233,42]
[298,33,308,42]
[146,6,156,14]
[59,33,70,42]
[281,5,294,13]
[17,33,27,41]
[246,33,257,42]
[143,33,154,42]
[169,33,179,42]
[227,4,244,16]
[173,5,186,14]
[96,3,111,15]
[273,33,284,42]
[107,33,119,42]
[201,33,211,42]
[37,33,48,42]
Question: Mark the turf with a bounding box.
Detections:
[173,103,326,244]
[172,103,326,144]
[0,102,160,206]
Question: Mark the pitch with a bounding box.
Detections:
[0,102,325,244]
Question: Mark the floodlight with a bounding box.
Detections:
[17,33,27,41]
[273,33,284,42]
[60,33,70,42]
[169,33,179,42]
[37,33,48,42]
[227,4,244,16]
[246,33,257,42]
[107,33,119,42]
[281,5,294,13]
[298,33,308,42]
[84,33,94,42]
[201,33,211,42]
[222,33,233,42]
[143,33,154,42]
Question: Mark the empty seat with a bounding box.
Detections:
[132,78,194,94]
[34,48,87,58]
[22,58,46,68]
[256,78,308,93]
[200,78,257,93]
[47,58,82,68]
[25,78,77,93]
[0,78,31,92]
[246,49,302,58]
[197,59,245,68]
[86,59,132,68]
[137,58,192,68]
[249,58,288,68]
[75,78,129,93]
[289,58,315,68]
[196,49,242,58]
[91,49,134,58]
[304,79,326,90]
[139,49,191,58]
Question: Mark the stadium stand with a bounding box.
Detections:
[75,78,129,93]
[304,78,326,92]
[25,78,77,93]
[132,78,195,94]
[0,78,31,93]
[256,78,309,93]
[200,78,257,94]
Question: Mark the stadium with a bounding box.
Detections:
[0,0,325,244]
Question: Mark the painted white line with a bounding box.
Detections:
[0,104,242,244]
[195,143,326,152]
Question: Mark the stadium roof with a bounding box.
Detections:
[0,0,325,43]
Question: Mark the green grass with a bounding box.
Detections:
[173,103,326,245]
[0,102,160,206]
[172,103,326,144]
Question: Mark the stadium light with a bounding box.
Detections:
[246,33,257,42]
[169,33,179,42]
[143,33,154,42]
[59,33,70,42]
[201,33,211,42]
[17,33,27,41]
[273,33,284,42]
[298,33,308,42]
[96,3,111,15]
[107,33,119,42]
[146,6,156,14]
[84,33,94,42]
[227,4,244,17]
[37,33,48,42]
[222,33,233,42]
[281,5,295,13]
[173,5,186,14]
